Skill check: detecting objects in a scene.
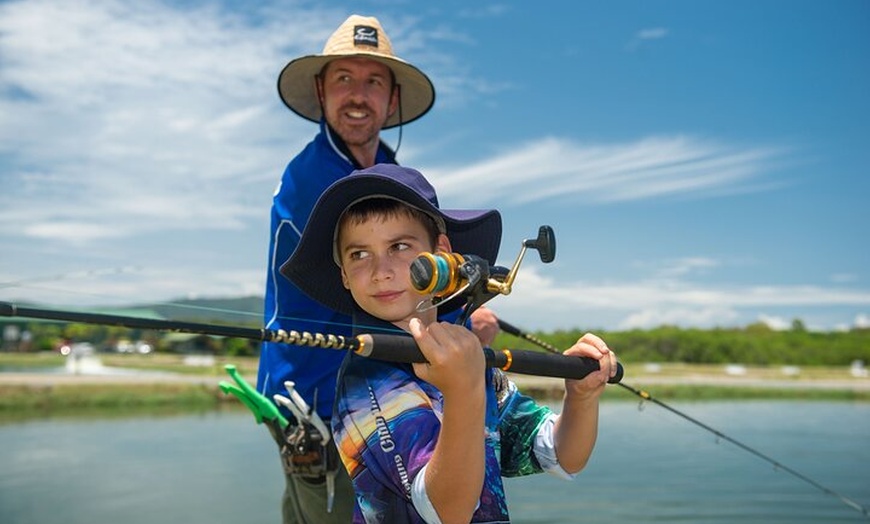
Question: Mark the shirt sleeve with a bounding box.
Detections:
[410,464,441,524]
[532,412,577,480]
[496,377,557,478]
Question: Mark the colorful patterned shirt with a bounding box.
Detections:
[333,312,561,523]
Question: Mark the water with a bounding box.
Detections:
[1,354,173,377]
[505,402,870,523]
[1,402,868,523]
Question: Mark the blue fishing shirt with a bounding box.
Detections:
[257,121,396,420]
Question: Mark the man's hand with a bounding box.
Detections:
[469,306,499,347]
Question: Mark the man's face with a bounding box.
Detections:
[319,57,398,150]
[338,212,447,329]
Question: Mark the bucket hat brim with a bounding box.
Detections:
[280,164,502,316]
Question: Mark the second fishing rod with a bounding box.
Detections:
[495,318,868,519]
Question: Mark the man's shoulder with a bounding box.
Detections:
[284,132,352,178]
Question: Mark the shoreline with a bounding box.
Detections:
[2,366,869,411]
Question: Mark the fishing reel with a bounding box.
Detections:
[410,225,556,324]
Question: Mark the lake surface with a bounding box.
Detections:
[1,401,868,523]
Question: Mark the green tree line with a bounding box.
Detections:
[493,322,870,366]
[2,319,260,357]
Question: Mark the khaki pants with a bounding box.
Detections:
[282,463,354,524]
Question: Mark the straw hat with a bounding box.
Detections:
[277,15,435,129]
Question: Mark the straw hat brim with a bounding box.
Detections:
[277,53,435,129]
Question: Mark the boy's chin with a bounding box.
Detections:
[367,304,432,328]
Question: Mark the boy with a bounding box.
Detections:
[281,164,617,523]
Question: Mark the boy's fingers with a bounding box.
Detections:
[579,332,610,354]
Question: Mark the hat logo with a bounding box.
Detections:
[353,25,378,47]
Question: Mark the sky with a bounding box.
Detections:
[1,0,868,332]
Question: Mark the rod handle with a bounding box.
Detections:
[356,333,623,383]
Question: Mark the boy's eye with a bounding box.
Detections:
[392,242,410,252]
[348,250,369,261]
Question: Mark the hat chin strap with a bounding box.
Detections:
[392,83,404,156]
[315,74,326,114]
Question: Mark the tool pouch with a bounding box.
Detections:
[277,421,340,481]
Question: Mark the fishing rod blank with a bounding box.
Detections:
[0,301,622,383]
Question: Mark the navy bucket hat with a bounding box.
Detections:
[280,164,502,315]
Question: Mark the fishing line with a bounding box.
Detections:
[496,319,870,519]
[0,266,141,289]
[0,269,387,334]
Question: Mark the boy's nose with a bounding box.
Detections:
[371,256,394,282]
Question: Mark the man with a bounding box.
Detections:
[257,14,497,523]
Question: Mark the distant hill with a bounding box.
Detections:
[1,296,265,326]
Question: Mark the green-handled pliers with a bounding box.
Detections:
[219,364,289,429]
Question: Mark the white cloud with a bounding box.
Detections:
[637,27,669,40]
[0,0,313,243]
[641,257,720,279]
[484,266,870,331]
[426,136,791,207]
[626,27,669,51]
[757,314,792,331]
[830,273,858,284]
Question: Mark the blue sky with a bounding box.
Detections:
[1,0,868,332]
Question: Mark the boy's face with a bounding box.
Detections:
[338,212,450,329]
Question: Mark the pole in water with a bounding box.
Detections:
[495,319,870,519]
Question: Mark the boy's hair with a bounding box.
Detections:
[336,198,441,264]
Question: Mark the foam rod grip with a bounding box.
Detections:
[487,347,624,384]
[357,334,624,383]
[355,333,427,363]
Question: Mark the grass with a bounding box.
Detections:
[0,351,260,376]
[1,352,868,423]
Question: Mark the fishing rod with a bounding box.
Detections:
[496,318,870,519]
[0,301,621,384]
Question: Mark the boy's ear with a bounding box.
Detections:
[435,233,452,253]
[340,266,350,289]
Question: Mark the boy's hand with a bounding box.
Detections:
[409,318,486,397]
[562,332,617,401]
